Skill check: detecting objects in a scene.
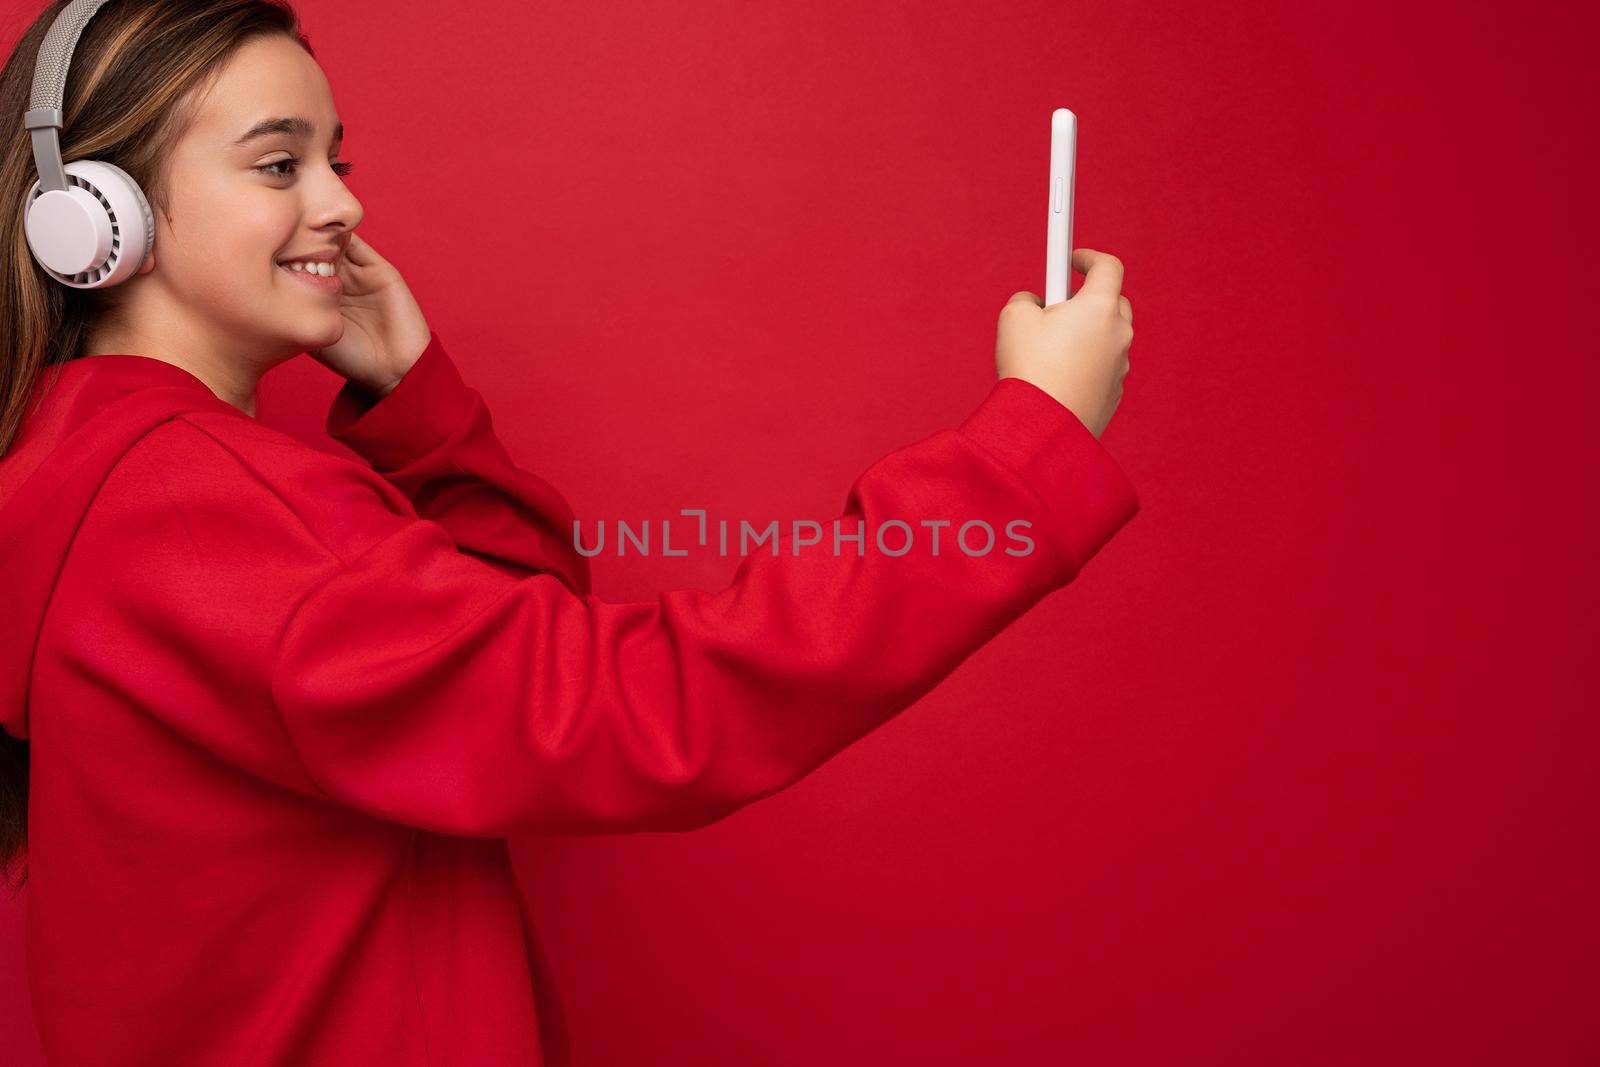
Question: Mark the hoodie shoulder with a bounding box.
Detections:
[114,411,426,571]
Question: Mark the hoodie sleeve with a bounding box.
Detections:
[148,376,1137,839]
[322,333,591,596]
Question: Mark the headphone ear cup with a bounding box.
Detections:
[23,158,153,289]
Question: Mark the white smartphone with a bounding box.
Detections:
[1045,107,1077,306]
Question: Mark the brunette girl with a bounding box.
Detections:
[0,2,1137,1063]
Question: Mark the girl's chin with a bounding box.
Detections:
[275,305,344,350]
[291,319,345,347]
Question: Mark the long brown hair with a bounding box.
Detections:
[0,0,313,892]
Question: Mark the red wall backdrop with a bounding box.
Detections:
[3,0,1596,1062]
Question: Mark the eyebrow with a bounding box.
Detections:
[233,116,344,147]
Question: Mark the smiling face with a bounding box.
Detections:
[137,32,364,363]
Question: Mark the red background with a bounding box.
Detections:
[4,0,1596,1062]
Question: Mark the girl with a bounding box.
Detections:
[0,1,1137,1063]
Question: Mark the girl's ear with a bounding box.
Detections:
[137,251,155,275]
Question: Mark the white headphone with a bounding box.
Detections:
[22,0,154,289]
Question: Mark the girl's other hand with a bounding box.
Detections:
[308,232,432,397]
[994,248,1133,439]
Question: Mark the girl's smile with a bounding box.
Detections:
[277,256,342,294]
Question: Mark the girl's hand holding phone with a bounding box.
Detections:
[308,232,432,397]
[995,247,1134,439]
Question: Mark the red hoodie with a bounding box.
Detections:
[0,333,1138,1065]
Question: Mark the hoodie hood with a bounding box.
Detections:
[0,355,241,741]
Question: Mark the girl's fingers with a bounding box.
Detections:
[1119,295,1132,323]
[1072,248,1125,303]
[344,232,378,266]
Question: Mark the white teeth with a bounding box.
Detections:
[282,259,336,275]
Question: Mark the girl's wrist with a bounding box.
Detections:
[365,334,430,398]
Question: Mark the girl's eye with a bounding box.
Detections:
[255,157,355,179]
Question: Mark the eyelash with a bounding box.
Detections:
[255,157,354,179]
